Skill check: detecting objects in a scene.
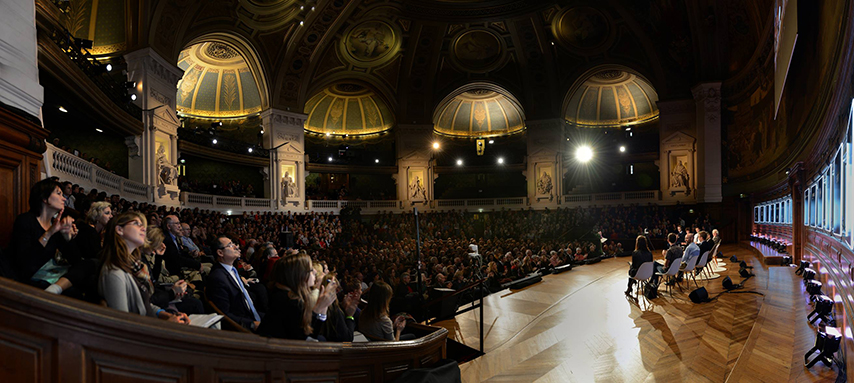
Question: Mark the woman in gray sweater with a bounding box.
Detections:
[98,211,189,324]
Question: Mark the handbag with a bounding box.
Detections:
[31,258,70,284]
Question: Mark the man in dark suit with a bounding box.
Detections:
[697,231,714,258]
[661,233,684,285]
[208,236,262,331]
[161,215,201,277]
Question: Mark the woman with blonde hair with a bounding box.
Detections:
[99,212,189,324]
[140,227,203,314]
[257,254,337,340]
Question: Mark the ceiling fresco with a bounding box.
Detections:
[176,42,264,119]
[434,90,525,138]
[564,70,659,128]
[303,83,395,136]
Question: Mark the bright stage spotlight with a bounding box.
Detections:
[575,145,593,163]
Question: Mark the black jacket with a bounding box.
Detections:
[207,262,258,330]
[162,231,201,276]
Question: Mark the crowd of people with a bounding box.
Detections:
[1,177,716,343]
[177,176,259,198]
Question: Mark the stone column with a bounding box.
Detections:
[124,48,183,206]
[0,0,43,119]
[657,100,697,205]
[261,109,306,211]
[396,124,433,208]
[692,82,723,203]
[526,119,562,208]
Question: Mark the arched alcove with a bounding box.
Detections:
[432,83,526,138]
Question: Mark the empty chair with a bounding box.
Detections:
[695,251,710,279]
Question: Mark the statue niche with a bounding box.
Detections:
[156,143,177,186]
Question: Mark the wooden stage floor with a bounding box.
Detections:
[435,244,840,382]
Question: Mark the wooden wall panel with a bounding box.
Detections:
[0,328,54,383]
[0,105,49,249]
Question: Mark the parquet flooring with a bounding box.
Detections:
[435,244,841,382]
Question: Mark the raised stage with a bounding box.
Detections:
[435,244,840,382]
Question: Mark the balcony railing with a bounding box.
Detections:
[43,143,152,202]
[562,190,660,206]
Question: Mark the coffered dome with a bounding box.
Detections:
[564,70,659,128]
[176,42,264,118]
[434,90,525,138]
[304,84,395,136]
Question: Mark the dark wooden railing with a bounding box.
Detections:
[0,278,447,382]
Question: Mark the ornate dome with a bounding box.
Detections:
[62,0,127,56]
[434,90,525,138]
[176,42,264,118]
[304,84,394,136]
[564,70,659,128]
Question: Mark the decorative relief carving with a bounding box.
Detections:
[149,89,172,106]
[146,56,182,86]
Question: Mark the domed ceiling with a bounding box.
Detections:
[564,70,659,128]
[304,84,394,136]
[176,42,263,118]
[434,90,525,138]
[61,0,126,56]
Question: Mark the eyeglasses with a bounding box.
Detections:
[219,242,238,250]
[123,220,144,227]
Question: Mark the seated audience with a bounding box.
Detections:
[359,281,412,341]
[9,178,92,297]
[256,254,337,340]
[207,236,265,331]
[141,227,203,314]
[99,212,189,324]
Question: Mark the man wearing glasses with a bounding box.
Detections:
[161,215,202,277]
[207,236,265,331]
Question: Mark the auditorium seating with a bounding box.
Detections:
[0,278,448,382]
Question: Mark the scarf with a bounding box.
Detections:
[130,260,154,298]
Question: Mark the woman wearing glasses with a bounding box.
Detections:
[99,211,189,324]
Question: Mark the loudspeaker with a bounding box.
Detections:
[722,276,735,290]
[278,231,294,248]
[689,287,710,303]
[730,255,739,262]
[739,268,753,278]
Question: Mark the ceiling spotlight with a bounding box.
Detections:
[105,63,112,72]
[432,142,440,150]
[248,147,253,153]
[619,146,626,153]
[326,132,331,137]
[260,130,264,134]
[129,94,137,101]
[299,21,304,26]
[328,156,333,162]
[212,122,222,128]
[95,128,103,133]
[575,145,593,163]
[497,157,504,164]
[625,127,632,131]
[311,6,316,11]
[125,81,136,88]
[456,159,463,166]
[300,5,304,10]
[58,106,68,113]
[488,139,494,144]
[180,158,186,164]
[375,159,380,163]
[212,139,218,144]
